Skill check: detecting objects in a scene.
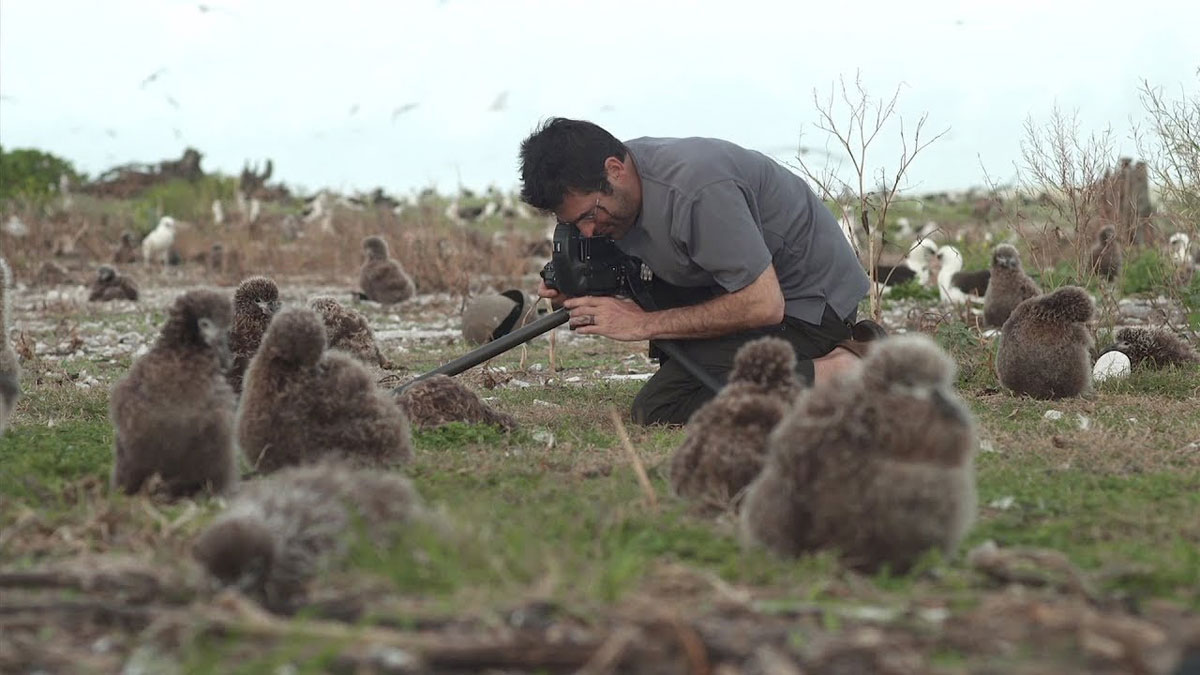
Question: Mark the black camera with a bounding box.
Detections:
[539,221,639,297]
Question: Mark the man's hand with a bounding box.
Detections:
[562,295,649,341]
[536,279,568,309]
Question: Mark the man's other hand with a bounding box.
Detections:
[563,296,649,341]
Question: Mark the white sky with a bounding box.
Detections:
[1,0,1197,197]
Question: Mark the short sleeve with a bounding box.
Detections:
[675,180,771,293]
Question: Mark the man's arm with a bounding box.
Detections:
[562,264,784,341]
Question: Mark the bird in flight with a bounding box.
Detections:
[391,103,419,122]
[140,68,167,89]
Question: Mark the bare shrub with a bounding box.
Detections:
[1013,106,1118,286]
[790,72,947,321]
[1133,72,1200,228]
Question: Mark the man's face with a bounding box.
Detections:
[555,185,638,240]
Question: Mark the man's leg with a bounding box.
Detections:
[631,305,855,425]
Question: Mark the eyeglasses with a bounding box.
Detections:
[557,196,603,230]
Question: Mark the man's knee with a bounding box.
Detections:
[630,380,713,426]
[630,391,673,426]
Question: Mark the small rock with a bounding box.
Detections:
[988,496,1016,510]
[1044,410,1064,421]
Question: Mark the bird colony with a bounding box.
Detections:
[1,169,1198,671]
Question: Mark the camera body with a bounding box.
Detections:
[539,222,638,297]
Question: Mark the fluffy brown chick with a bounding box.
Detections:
[227,276,282,394]
[982,244,1040,328]
[996,286,1094,399]
[668,337,801,514]
[309,296,393,368]
[1089,224,1123,282]
[1113,327,1200,369]
[740,334,978,573]
[88,265,139,302]
[237,307,413,473]
[113,231,139,264]
[395,374,517,431]
[359,236,415,304]
[109,289,237,498]
[35,261,72,286]
[191,462,427,613]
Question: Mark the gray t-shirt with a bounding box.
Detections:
[618,136,870,325]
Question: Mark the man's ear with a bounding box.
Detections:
[604,156,626,184]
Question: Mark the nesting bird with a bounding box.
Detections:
[1111,327,1200,369]
[88,265,139,302]
[461,289,536,345]
[982,244,1040,328]
[0,257,20,434]
[871,238,939,289]
[141,216,177,266]
[237,308,414,473]
[113,231,139,264]
[1168,232,1200,284]
[740,335,977,573]
[35,260,73,286]
[359,235,415,304]
[308,296,393,368]
[1089,224,1123,282]
[996,286,1095,399]
[227,276,282,394]
[936,245,989,304]
[668,337,801,514]
[395,374,517,431]
[191,463,428,613]
[109,290,238,498]
[1168,232,1195,266]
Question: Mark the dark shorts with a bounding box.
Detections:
[630,304,854,426]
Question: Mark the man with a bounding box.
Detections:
[519,118,878,425]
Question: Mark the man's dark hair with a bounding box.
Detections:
[518,117,627,211]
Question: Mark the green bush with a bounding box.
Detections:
[0,145,84,202]
[885,278,940,302]
[131,175,240,230]
[1122,249,1173,295]
[1183,272,1200,330]
[1031,259,1080,290]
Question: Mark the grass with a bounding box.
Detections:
[5,363,1198,673]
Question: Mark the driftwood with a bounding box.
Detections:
[81,147,205,199]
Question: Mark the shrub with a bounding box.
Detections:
[132,175,241,228]
[0,146,84,202]
[1121,249,1173,295]
[885,279,940,302]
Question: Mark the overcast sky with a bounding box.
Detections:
[1,0,1196,198]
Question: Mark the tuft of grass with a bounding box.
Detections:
[131,176,240,232]
[0,421,113,501]
[1121,248,1174,295]
[884,279,940,302]
[934,321,998,390]
[413,421,512,451]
